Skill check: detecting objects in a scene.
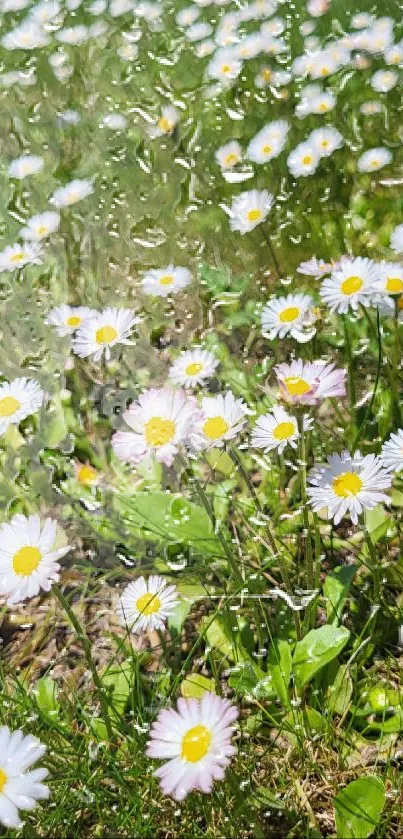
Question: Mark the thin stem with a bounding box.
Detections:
[342,314,356,427]
[362,521,381,604]
[352,308,382,453]
[297,415,315,632]
[259,226,281,279]
[227,445,279,557]
[53,584,114,740]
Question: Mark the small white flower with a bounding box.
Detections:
[55,25,89,45]
[185,22,213,41]
[320,256,379,313]
[191,391,248,450]
[46,304,96,337]
[215,140,242,170]
[2,21,50,50]
[168,349,218,388]
[261,293,316,342]
[112,387,198,467]
[72,308,139,361]
[206,49,242,84]
[21,211,60,240]
[381,429,403,474]
[297,257,333,278]
[226,189,273,234]
[274,359,346,405]
[287,142,320,177]
[29,0,60,23]
[357,148,392,173]
[8,154,43,179]
[0,726,49,829]
[0,242,42,272]
[296,85,336,117]
[118,575,179,633]
[308,451,391,525]
[375,262,403,296]
[391,224,403,255]
[0,377,44,436]
[251,406,313,454]
[309,126,343,157]
[101,113,127,130]
[360,101,382,115]
[147,693,238,801]
[176,5,200,27]
[385,42,403,66]
[0,514,71,604]
[50,178,94,208]
[370,69,398,92]
[153,105,180,137]
[142,264,192,297]
[247,120,289,164]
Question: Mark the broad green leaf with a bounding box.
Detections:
[268,639,292,708]
[293,625,350,689]
[228,661,263,696]
[181,673,215,698]
[102,661,133,718]
[327,665,353,715]
[34,677,60,718]
[334,776,385,838]
[324,565,356,625]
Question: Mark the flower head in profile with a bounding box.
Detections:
[21,211,60,240]
[0,726,50,829]
[274,359,346,405]
[112,387,198,467]
[72,307,139,361]
[168,349,218,388]
[380,429,403,474]
[357,148,392,173]
[75,462,99,486]
[118,575,179,633]
[46,304,96,337]
[191,391,248,450]
[297,257,333,278]
[251,406,313,454]
[0,514,71,604]
[0,242,42,273]
[320,256,379,313]
[0,378,44,436]
[226,189,273,234]
[8,154,43,179]
[215,141,242,171]
[50,178,94,208]
[261,293,316,342]
[307,451,391,525]
[375,262,403,297]
[142,265,192,298]
[390,224,403,255]
[147,693,238,801]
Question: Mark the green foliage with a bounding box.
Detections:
[334,777,386,839]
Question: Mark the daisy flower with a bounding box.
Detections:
[360,101,382,115]
[206,49,242,85]
[8,154,43,179]
[274,359,346,405]
[154,105,180,137]
[72,307,139,361]
[112,387,198,467]
[2,22,50,50]
[226,189,274,234]
[357,148,392,173]
[309,126,344,157]
[385,43,403,65]
[307,451,391,525]
[0,377,44,436]
[215,141,242,170]
[251,406,313,454]
[297,257,333,278]
[370,69,398,92]
[21,211,60,240]
[381,429,403,474]
[261,293,316,342]
[287,142,320,177]
[185,22,213,42]
[142,265,192,298]
[0,514,71,605]
[0,726,49,829]
[168,349,218,388]
[50,178,94,208]
[390,224,403,255]
[118,575,179,633]
[147,693,238,801]
[0,242,42,272]
[191,391,248,450]
[320,256,379,313]
[247,120,289,164]
[46,304,96,337]
[376,262,403,296]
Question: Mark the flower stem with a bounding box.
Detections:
[342,314,356,428]
[297,415,315,631]
[362,520,381,604]
[53,584,114,740]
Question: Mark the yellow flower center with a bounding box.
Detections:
[302,155,312,165]
[185,362,203,376]
[145,417,176,447]
[221,64,231,73]
[318,103,329,112]
[332,471,363,498]
[10,252,25,262]
[181,725,211,763]
[247,209,262,222]
[13,546,42,576]
[279,306,300,323]
[224,152,238,166]
[321,67,329,75]
[341,275,363,295]
[136,592,161,616]
[273,421,295,440]
[77,464,98,485]
[371,159,379,168]
[66,315,82,327]
[158,116,172,133]
[262,69,271,81]
[386,277,403,294]
[262,145,272,155]
[283,376,311,396]
[159,275,174,286]
[95,325,118,344]
[0,769,7,793]
[203,416,229,440]
[321,140,330,148]
[0,396,20,417]
[37,225,48,235]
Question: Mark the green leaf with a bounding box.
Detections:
[327,665,353,715]
[181,673,215,698]
[34,677,60,718]
[324,565,356,625]
[102,661,133,718]
[268,639,292,708]
[334,776,385,838]
[293,625,350,689]
[116,492,225,557]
